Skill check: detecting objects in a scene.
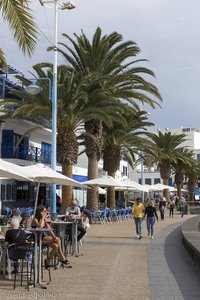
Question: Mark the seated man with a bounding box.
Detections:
[65,200,87,242]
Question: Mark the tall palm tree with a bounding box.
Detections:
[1,63,127,211]
[172,149,194,199]
[103,110,154,208]
[55,27,162,210]
[146,131,187,198]
[185,160,200,202]
[0,0,38,68]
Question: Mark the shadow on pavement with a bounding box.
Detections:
[164,226,200,299]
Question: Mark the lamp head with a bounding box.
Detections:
[25,82,43,96]
[39,0,44,6]
[61,1,76,10]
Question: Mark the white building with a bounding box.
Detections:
[0,118,129,212]
[129,127,200,187]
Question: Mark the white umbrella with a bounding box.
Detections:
[0,159,31,181]
[22,163,86,212]
[82,176,128,188]
[122,179,149,192]
[168,187,188,192]
[23,164,85,187]
[148,183,175,191]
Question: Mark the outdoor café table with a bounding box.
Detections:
[25,227,51,289]
[56,216,82,257]
[51,220,73,254]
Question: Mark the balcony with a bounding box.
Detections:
[1,143,51,164]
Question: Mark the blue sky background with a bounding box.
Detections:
[1,0,200,131]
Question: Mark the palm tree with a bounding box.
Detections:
[172,149,194,199]
[1,63,127,211]
[55,27,162,210]
[103,110,154,208]
[0,0,38,68]
[146,131,187,198]
[185,159,200,202]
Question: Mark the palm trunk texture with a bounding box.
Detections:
[87,157,99,211]
[107,171,116,209]
[61,163,73,214]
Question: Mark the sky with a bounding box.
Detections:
[1,0,200,131]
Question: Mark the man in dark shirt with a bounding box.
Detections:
[2,219,26,272]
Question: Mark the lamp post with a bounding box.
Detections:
[26,1,76,214]
[141,156,144,202]
[138,150,144,202]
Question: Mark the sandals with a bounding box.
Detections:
[58,259,70,265]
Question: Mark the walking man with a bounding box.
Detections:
[132,198,144,239]
[180,196,187,217]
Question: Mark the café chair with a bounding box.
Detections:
[7,241,34,290]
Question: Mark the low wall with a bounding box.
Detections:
[181,215,200,268]
[189,207,200,214]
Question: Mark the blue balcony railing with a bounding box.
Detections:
[1,144,51,164]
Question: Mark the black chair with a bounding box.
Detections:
[41,245,52,281]
[11,241,34,290]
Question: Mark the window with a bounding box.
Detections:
[1,185,5,201]
[154,178,160,184]
[6,184,12,200]
[16,182,29,202]
[122,166,127,176]
[41,142,51,164]
[197,154,200,160]
[145,178,151,185]
[12,183,17,200]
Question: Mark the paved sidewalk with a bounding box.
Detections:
[0,212,198,300]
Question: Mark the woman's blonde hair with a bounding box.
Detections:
[147,200,154,206]
[10,218,20,229]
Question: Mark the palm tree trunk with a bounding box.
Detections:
[163,178,169,199]
[188,178,196,202]
[107,171,116,209]
[61,163,73,214]
[87,157,99,211]
[177,184,182,199]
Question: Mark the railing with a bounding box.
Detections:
[1,144,51,164]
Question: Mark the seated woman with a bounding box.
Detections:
[32,205,70,268]
[20,212,32,229]
[82,211,90,229]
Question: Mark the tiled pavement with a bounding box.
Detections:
[0,212,199,300]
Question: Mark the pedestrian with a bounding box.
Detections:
[179,196,187,217]
[144,200,158,240]
[159,197,166,220]
[132,197,144,239]
[168,197,175,218]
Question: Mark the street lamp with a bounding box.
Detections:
[141,156,144,202]
[25,1,76,214]
[138,151,144,202]
[24,78,51,98]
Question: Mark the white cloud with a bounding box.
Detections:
[1,0,200,130]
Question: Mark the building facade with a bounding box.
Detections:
[129,127,200,190]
